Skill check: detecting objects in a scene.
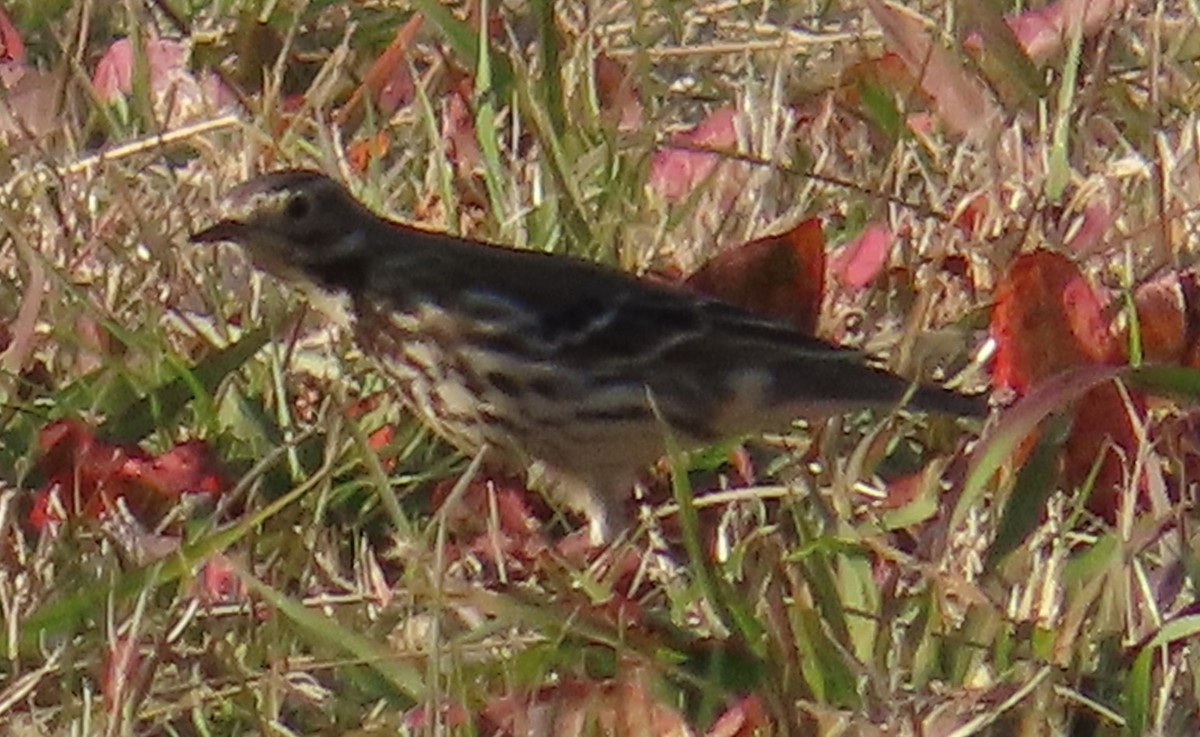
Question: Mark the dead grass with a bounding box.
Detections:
[0,1,1198,736]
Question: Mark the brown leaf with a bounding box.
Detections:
[346,131,392,173]
[335,13,423,132]
[442,81,482,177]
[595,52,643,130]
[685,218,826,334]
[0,66,61,139]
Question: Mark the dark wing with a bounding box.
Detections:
[363,227,985,421]
[366,226,856,363]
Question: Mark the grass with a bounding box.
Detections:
[1,1,1198,735]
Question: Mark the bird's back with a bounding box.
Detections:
[353,226,983,454]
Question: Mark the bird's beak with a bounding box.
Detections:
[189,219,250,244]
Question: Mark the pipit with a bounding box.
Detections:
[192,170,986,543]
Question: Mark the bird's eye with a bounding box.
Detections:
[284,193,310,220]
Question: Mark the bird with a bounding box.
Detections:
[191,169,987,544]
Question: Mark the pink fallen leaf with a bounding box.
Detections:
[0,6,25,64]
[92,36,187,102]
[648,106,739,201]
[707,695,768,737]
[865,0,1000,137]
[1009,0,1128,62]
[1064,201,1115,254]
[830,224,891,290]
[0,67,60,138]
[405,701,470,730]
[92,36,230,123]
[103,635,141,714]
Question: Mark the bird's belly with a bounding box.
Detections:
[353,300,704,483]
[352,304,499,452]
[380,337,525,457]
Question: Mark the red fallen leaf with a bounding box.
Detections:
[483,669,689,737]
[335,13,423,132]
[28,487,57,531]
[367,424,396,452]
[35,419,141,528]
[346,131,391,174]
[103,635,141,714]
[839,52,924,108]
[952,192,996,236]
[648,106,739,201]
[830,224,891,291]
[433,474,545,542]
[32,419,226,530]
[279,94,306,114]
[39,417,95,458]
[196,553,247,606]
[685,218,826,334]
[92,36,187,102]
[727,446,756,487]
[366,423,398,472]
[991,251,1119,397]
[1063,274,1119,365]
[346,391,388,418]
[0,7,24,64]
[992,253,1148,521]
[405,701,471,731]
[125,440,226,499]
[594,52,643,130]
[879,470,923,511]
[707,695,769,737]
[1062,381,1143,520]
[1131,272,1188,365]
[1180,272,1200,369]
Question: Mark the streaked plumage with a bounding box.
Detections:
[192,170,986,542]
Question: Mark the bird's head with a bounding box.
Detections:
[190,169,377,287]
